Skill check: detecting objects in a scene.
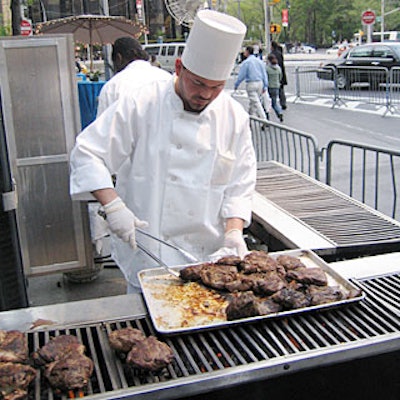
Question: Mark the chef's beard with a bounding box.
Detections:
[181,97,210,113]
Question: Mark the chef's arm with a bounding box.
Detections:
[91,188,118,206]
[225,217,245,233]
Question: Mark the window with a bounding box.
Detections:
[144,46,160,56]
[167,46,175,56]
[350,46,373,58]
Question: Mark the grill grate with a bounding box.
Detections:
[256,163,400,247]
[26,273,400,399]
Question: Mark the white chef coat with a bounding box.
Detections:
[97,60,171,116]
[70,77,256,289]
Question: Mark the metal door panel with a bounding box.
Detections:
[0,35,93,276]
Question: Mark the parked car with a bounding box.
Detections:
[290,44,316,54]
[317,42,400,89]
[326,44,348,56]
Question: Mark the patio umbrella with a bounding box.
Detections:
[36,15,147,70]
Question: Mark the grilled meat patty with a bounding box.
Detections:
[32,334,85,367]
[44,353,94,391]
[0,330,28,364]
[0,362,36,400]
[126,336,174,371]
[108,327,145,353]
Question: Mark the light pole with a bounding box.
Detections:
[264,0,271,54]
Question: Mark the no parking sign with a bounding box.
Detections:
[20,19,32,36]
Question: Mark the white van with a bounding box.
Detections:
[372,31,400,42]
[143,43,186,73]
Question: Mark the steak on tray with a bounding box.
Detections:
[178,250,355,321]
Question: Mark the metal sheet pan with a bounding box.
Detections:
[138,249,365,335]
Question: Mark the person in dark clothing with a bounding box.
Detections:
[270,41,287,110]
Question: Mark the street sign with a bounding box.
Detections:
[361,10,376,25]
[20,19,32,36]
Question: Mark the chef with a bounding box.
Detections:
[70,10,257,293]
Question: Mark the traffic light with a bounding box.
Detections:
[270,24,281,34]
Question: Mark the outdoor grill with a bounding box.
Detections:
[2,255,400,400]
[252,161,400,259]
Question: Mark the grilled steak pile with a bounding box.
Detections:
[108,327,174,372]
[0,330,36,400]
[32,335,94,392]
[179,251,360,321]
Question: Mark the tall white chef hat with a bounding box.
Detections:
[181,10,246,81]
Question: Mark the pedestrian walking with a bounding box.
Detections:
[234,45,268,120]
[69,10,257,294]
[270,41,287,110]
[266,54,283,122]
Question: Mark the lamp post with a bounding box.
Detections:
[264,0,271,54]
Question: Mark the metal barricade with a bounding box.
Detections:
[332,66,390,110]
[295,65,394,113]
[325,140,400,221]
[389,67,400,113]
[294,66,336,103]
[250,116,320,179]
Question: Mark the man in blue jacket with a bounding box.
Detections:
[234,45,268,120]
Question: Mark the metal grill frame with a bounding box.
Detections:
[254,162,400,257]
[22,273,400,400]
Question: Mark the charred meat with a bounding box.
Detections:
[226,291,283,320]
[32,335,85,367]
[0,362,36,400]
[44,353,94,391]
[276,254,306,271]
[126,336,174,371]
[179,263,211,281]
[0,330,28,364]
[271,287,311,309]
[286,267,328,286]
[246,272,287,296]
[199,264,238,290]
[308,285,344,305]
[240,251,281,274]
[225,291,261,321]
[215,255,242,266]
[108,327,145,353]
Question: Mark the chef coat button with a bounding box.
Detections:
[188,210,194,216]
[165,235,169,240]
[171,176,177,182]
[197,149,202,155]
[176,144,182,149]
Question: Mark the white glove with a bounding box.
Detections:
[102,197,148,249]
[209,229,249,261]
